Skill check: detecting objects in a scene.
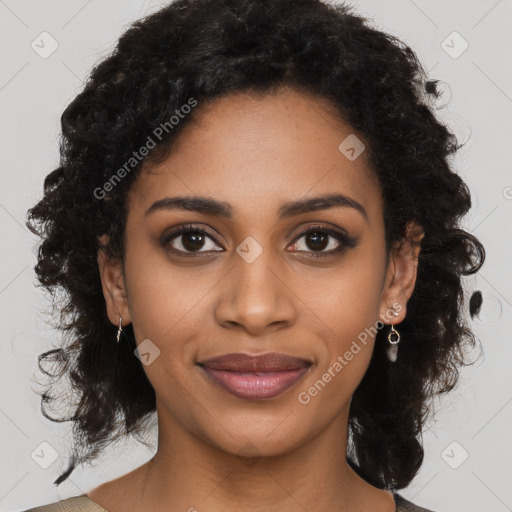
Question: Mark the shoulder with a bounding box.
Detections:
[21,494,108,512]
[394,492,437,512]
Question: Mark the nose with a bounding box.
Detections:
[215,251,297,336]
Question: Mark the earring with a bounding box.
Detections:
[116,315,123,344]
[386,324,400,362]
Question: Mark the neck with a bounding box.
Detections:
[124,401,394,512]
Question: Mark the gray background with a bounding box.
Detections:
[1,1,511,511]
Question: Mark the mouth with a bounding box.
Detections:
[196,352,313,400]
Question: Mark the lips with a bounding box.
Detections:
[198,352,312,372]
[197,352,313,400]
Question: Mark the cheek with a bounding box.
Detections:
[311,246,386,380]
[296,278,382,417]
[317,250,385,336]
[123,239,190,339]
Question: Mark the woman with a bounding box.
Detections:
[24,0,485,510]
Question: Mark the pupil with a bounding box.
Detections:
[183,232,205,251]
[306,232,328,251]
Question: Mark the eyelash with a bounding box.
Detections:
[160,224,358,259]
[290,225,358,258]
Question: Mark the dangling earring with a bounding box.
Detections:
[116,315,123,344]
[386,308,400,362]
[386,323,400,363]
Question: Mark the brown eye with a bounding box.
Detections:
[161,225,223,255]
[302,231,330,251]
[180,231,207,251]
[288,225,358,258]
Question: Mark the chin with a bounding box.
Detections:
[198,413,314,459]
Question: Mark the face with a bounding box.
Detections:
[98,86,422,459]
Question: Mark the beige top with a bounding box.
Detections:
[22,492,436,511]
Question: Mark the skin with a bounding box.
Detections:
[92,86,424,512]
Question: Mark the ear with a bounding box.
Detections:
[378,221,424,323]
[97,234,131,327]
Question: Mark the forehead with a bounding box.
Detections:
[129,87,382,223]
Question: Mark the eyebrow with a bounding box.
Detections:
[145,193,368,222]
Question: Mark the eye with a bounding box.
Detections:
[160,224,223,255]
[288,225,358,258]
[160,223,358,259]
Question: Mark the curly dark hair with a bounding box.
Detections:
[26,0,485,491]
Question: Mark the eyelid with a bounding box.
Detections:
[292,224,350,244]
[160,224,224,250]
[289,224,358,256]
[160,223,358,256]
